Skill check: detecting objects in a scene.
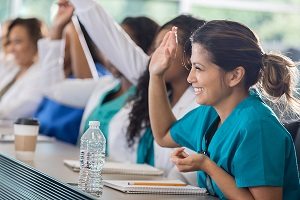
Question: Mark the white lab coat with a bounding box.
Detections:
[71,0,149,134]
[0,53,15,70]
[44,78,100,109]
[71,0,148,85]
[109,88,198,173]
[79,76,120,134]
[0,39,65,120]
[0,54,19,93]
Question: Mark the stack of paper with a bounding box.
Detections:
[64,160,164,176]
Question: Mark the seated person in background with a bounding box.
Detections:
[148,22,300,199]
[34,0,86,144]
[0,17,65,120]
[37,0,159,145]
[108,16,205,186]
[70,0,203,185]
[79,15,160,142]
[36,0,109,144]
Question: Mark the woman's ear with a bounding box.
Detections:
[226,66,245,87]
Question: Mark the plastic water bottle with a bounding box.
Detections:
[78,121,106,197]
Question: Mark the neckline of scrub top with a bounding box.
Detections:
[201,88,261,153]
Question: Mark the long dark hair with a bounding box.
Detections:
[79,20,104,65]
[121,16,159,54]
[126,15,206,147]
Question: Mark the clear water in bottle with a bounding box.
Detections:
[78,121,106,197]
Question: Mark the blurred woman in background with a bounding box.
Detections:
[0,17,66,119]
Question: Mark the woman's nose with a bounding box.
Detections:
[187,67,195,84]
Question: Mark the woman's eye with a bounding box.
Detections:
[194,65,203,71]
[10,39,22,45]
[191,63,204,71]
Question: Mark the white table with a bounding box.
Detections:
[0,139,218,199]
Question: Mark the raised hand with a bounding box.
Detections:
[149,26,178,77]
[171,147,208,172]
[50,0,74,39]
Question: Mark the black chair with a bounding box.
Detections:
[294,124,300,169]
[284,120,300,169]
[284,120,300,141]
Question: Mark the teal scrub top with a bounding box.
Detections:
[136,128,154,166]
[170,89,300,199]
[83,84,136,155]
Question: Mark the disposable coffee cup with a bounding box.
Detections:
[14,118,39,161]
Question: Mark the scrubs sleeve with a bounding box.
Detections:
[170,106,209,151]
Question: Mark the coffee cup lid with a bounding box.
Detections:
[14,118,39,126]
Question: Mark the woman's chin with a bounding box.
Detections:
[196,95,212,106]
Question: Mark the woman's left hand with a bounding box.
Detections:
[171,147,209,172]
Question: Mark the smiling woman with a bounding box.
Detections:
[188,43,229,106]
[148,20,300,199]
[7,18,42,74]
[0,17,66,120]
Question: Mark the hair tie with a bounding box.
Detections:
[261,53,268,69]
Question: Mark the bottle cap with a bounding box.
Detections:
[88,121,100,127]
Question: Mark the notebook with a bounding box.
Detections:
[64,160,164,176]
[103,180,207,195]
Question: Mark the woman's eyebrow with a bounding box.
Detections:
[191,61,206,68]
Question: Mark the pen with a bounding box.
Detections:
[128,181,187,186]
